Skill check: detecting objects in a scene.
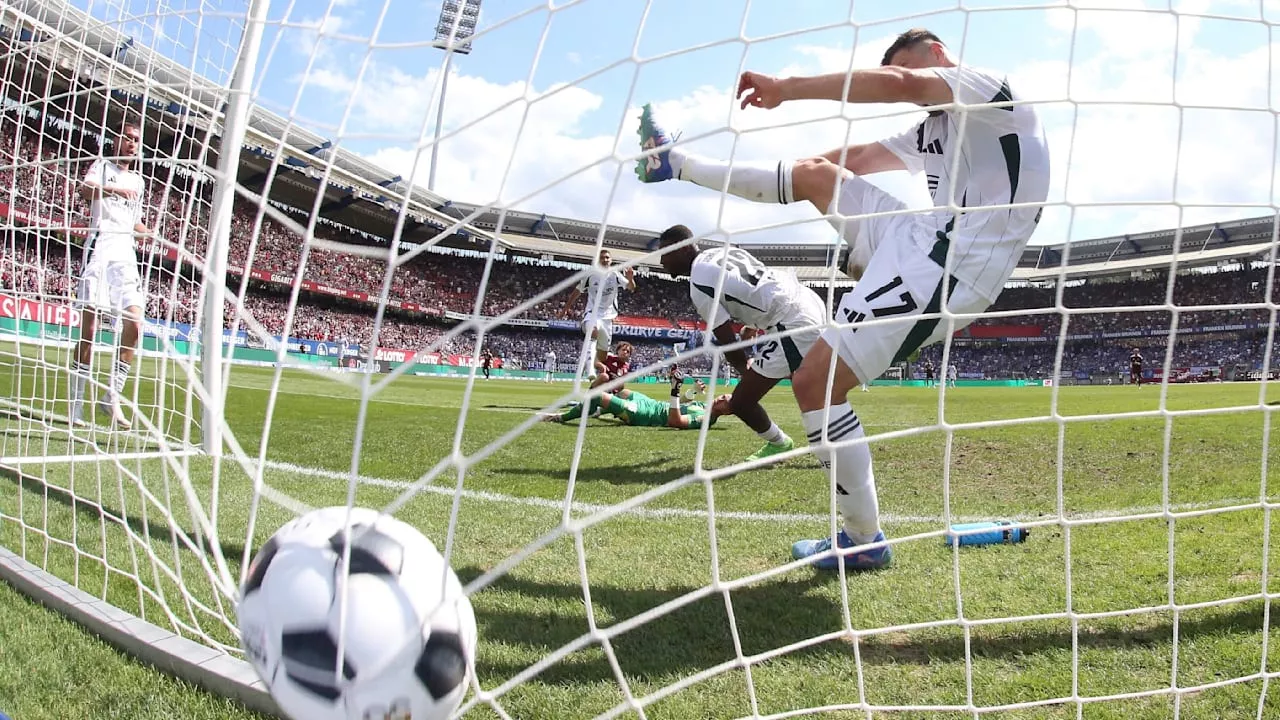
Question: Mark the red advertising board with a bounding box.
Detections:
[373,347,441,365]
[967,324,1044,339]
[0,292,79,328]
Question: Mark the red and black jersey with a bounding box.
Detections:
[602,353,630,377]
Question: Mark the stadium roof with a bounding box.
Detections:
[7,0,1278,285]
[1011,213,1279,281]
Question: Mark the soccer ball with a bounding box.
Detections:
[236,506,477,720]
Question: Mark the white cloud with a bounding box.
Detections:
[292,6,1278,253]
[288,12,348,62]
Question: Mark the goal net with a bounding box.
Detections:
[1,0,1279,719]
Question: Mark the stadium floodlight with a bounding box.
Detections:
[428,0,481,192]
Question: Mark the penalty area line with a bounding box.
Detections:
[255,458,1257,526]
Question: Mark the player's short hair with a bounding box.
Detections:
[881,28,943,66]
[658,224,693,249]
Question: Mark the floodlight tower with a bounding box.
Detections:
[429,0,480,192]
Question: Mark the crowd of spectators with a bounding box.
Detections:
[0,109,1275,380]
[917,332,1274,380]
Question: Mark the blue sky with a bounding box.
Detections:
[80,0,1280,250]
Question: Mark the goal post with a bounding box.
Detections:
[1,1,1279,719]
[200,0,270,458]
[0,0,271,707]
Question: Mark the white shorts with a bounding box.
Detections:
[583,316,614,352]
[823,233,990,385]
[827,171,919,281]
[749,289,828,380]
[76,257,144,313]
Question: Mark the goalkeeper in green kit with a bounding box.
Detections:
[541,373,729,430]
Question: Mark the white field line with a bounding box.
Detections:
[13,378,1266,526]
[256,458,1260,527]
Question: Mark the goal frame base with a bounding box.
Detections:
[0,465,280,719]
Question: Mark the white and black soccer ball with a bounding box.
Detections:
[236,506,477,720]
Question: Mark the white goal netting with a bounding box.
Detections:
[1,0,1279,719]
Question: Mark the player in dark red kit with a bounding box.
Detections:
[1129,347,1143,386]
[481,349,493,380]
[591,342,634,389]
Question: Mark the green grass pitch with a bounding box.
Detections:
[2,350,1280,719]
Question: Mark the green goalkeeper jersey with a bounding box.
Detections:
[681,401,712,428]
[620,391,713,429]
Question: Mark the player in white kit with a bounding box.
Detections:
[636,29,1051,571]
[70,122,153,430]
[544,349,557,382]
[657,224,827,463]
[560,249,635,380]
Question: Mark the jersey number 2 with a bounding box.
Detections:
[757,340,779,361]
[723,248,766,286]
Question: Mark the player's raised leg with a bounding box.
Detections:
[636,104,908,278]
[637,103,827,209]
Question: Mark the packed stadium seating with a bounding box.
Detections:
[0,109,1276,381]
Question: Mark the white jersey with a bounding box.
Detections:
[688,246,824,333]
[545,351,556,367]
[83,158,146,262]
[576,269,627,321]
[879,65,1051,301]
[948,364,957,379]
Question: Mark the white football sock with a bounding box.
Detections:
[70,361,90,404]
[672,151,794,204]
[802,403,881,544]
[111,359,130,398]
[757,421,787,445]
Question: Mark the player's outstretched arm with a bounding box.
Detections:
[737,68,952,111]
[665,374,691,429]
[818,142,908,177]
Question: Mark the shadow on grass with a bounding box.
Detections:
[487,456,695,485]
[0,410,171,456]
[459,563,1272,687]
[0,466,247,566]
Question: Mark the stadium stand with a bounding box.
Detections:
[0,13,1276,386]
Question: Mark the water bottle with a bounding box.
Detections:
[945,520,1029,547]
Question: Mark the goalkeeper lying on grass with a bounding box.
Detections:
[541,374,730,430]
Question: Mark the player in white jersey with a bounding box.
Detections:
[636,29,1051,571]
[947,363,958,387]
[561,249,635,379]
[70,122,153,430]
[657,224,827,463]
[544,349,557,382]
